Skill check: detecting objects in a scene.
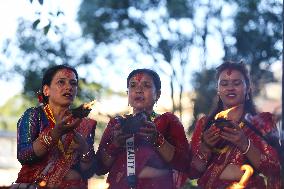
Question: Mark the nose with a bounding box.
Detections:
[65,81,74,91]
[226,82,235,90]
[135,85,143,93]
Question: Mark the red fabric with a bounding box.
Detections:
[96,112,190,189]
[188,112,281,189]
[16,106,96,188]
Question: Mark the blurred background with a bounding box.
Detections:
[0,0,282,188]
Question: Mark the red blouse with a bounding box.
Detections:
[96,112,190,189]
[188,112,281,189]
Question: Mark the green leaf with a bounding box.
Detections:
[43,23,51,35]
[32,19,40,29]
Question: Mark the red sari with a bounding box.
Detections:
[96,112,190,189]
[188,112,281,189]
[15,105,96,188]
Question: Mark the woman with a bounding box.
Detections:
[96,68,190,189]
[188,61,281,188]
[13,65,96,189]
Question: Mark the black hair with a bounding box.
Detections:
[41,64,78,104]
[205,61,257,129]
[127,68,161,91]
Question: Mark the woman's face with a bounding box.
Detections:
[217,69,248,109]
[43,69,78,107]
[128,72,160,113]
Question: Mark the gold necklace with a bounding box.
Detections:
[43,104,75,159]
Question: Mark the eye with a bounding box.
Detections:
[219,80,228,86]
[143,82,152,88]
[129,82,136,88]
[70,80,78,87]
[233,80,242,86]
[56,79,65,86]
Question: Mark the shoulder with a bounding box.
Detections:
[81,117,97,128]
[251,112,276,134]
[157,112,180,122]
[155,112,184,129]
[19,106,42,120]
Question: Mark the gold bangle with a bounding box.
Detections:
[242,139,251,155]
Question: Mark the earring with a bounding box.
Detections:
[246,94,250,100]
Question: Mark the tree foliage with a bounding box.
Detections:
[1,0,281,130]
[223,0,282,93]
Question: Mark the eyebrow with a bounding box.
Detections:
[220,79,242,81]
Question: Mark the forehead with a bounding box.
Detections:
[219,69,245,80]
[53,69,77,80]
[129,72,153,82]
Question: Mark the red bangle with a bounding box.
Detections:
[154,132,165,148]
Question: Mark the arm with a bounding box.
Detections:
[247,113,280,177]
[95,119,124,175]
[187,117,213,178]
[17,108,42,164]
[156,113,191,171]
[221,113,280,177]
[78,119,97,179]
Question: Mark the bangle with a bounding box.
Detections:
[154,132,165,148]
[81,148,94,162]
[242,139,251,155]
[196,150,209,163]
[38,131,53,149]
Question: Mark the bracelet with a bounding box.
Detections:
[196,150,209,163]
[154,132,165,148]
[242,139,251,155]
[81,148,94,162]
[38,131,53,149]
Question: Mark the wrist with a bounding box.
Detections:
[241,138,251,155]
[51,127,63,139]
[81,150,94,163]
[201,142,212,153]
[154,132,165,148]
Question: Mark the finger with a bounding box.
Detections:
[140,127,156,133]
[222,127,237,134]
[206,129,220,139]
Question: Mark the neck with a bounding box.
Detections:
[48,102,70,121]
[132,107,154,115]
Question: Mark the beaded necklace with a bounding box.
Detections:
[149,111,159,122]
[43,104,75,159]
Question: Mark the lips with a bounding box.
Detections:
[226,93,236,98]
[62,92,73,99]
[134,96,144,101]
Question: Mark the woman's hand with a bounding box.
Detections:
[71,131,89,154]
[219,122,248,152]
[138,120,157,144]
[202,125,221,151]
[111,123,132,147]
[55,115,82,136]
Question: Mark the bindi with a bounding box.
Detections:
[133,73,144,82]
[62,69,74,78]
[226,69,232,76]
[227,69,232,76]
